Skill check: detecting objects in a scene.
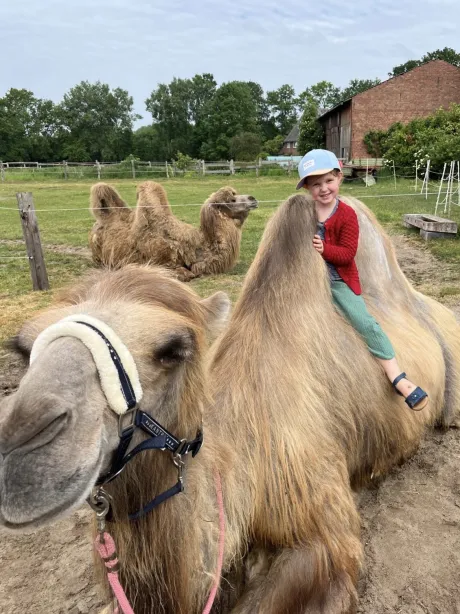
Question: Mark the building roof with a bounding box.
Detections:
[283,123,299,143]
[318,59,460,121]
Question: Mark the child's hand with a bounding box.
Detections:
[312,235,324,254]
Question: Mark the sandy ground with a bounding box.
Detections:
[1,235,460,614]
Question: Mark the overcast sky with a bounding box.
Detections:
[2,0,459,125]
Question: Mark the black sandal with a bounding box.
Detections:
[392,372,428,411]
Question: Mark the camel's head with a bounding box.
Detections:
[205,186,258,225]
[0,266,230,530]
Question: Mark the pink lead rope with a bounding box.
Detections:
[202,469,225,614]
[94,469,225,614]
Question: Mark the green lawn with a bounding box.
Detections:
[1,175,459,343]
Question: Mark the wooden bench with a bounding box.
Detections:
[403,214,458,240]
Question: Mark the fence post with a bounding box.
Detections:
[172,161,177,177]
[131,158,136,179]
[165,161,169,179]
[287,159,292,176]
[230,159,235,175]
[256,161,259,178]
[202,160,206,176]
[96,160,101,180]
[16,192,49,291]
[63,160,68,180]
[0,161,4,182]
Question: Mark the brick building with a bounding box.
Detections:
[319,60,460,160]
[280,123,299,155]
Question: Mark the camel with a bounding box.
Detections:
[1,193,460,614]
[89,181,258,281]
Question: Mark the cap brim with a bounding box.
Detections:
[295,168,335,190]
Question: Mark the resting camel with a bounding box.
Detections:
[89,182,258,281]
[1,193,460,613]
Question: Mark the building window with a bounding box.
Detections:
[294,142,298,148]
[286,143,291,149]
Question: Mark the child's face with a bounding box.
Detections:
[304,171,342,206]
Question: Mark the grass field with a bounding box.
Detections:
[1,175,459,344]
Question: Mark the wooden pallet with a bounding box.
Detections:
[403,214,458,240]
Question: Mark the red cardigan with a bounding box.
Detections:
[321,200,362,295]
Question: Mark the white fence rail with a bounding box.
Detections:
[0,158,300,182]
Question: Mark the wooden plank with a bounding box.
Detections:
[420,229,457,241]
[16,192,50,291]
[404,214,457,234]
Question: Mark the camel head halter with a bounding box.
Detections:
[30,314,203,522]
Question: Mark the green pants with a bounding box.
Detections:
[331,281,395,360]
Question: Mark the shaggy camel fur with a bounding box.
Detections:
[89,181,258,280]
[1,194,460,614]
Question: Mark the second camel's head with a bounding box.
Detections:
[205,186,258,225]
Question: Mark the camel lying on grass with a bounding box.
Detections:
[89,181,258,281]
[1,193,460,613]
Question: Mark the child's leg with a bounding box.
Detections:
[330,281,395,360]
[331,281,427,408]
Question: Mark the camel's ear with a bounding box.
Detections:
[200,292,231,340]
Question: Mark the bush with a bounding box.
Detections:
[364,104,460,173]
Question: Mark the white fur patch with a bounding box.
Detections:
[30,314,143,415]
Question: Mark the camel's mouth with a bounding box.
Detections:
[246,201,259,210]
[0,441,105,531]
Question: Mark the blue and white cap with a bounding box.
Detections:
[296,149,341,189]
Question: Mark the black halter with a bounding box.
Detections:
[80,321,203,522]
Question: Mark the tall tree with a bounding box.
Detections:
[230,132,262,161]
[132,125,163,161]
[145,78,192,159]
[298,81,341,113]
[200,81,260,160]
[58,81,139,161]
[146,73,217,158]
[422,47,460,66]
[266,84,298,137]
[297,99,324,156]
[389,47,460,76]
[0,89,58,161]
[340,78,381,101]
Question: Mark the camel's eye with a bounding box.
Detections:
[154,331,195,367]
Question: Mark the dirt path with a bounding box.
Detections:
[0,235,459,614]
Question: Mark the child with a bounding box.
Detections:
[296,148,428,411]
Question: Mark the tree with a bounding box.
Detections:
[0,89,59,161]
[422,47,460,66]
[389,59,421,77]
[298,81,341,113]
[200,82,260,160]
[58,81,140,161]
[266,85,298,136]
[132,125,164,161]
[389,47,460,76]
[146,73,217,159]
[230,132,262,161]
[340,78,381,101]
[297,100,324,155]
[145,78,193,159]
[263,134,284,155]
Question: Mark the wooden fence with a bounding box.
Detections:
[0,158,299,182]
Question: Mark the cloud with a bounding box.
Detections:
[1,0,459,123]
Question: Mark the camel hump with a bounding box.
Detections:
[135,181,172,224]
[90,183,129,219]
